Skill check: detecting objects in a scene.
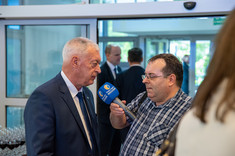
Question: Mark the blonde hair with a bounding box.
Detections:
[194,8,235,123]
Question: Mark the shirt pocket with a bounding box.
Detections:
[145,123,170,147]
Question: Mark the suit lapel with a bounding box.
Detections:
[104,62,115,80]
[56,74,90,145]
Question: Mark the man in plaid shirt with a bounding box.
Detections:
[110,54,192,156]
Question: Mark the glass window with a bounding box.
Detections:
[195,40,211,87]
[8,0,20,5]
[7,38,21,97]
[6,25,88,98]
[98,20,137,65]
[99,20,137,37]
[170,40,190,60]
[6,106,24,128]
[145,38,169,64]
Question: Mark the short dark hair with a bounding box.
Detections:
[148,54,183,87]
[128,47,143,62]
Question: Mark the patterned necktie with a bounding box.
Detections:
[76,92,96,152]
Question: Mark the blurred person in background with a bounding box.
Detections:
[116,47,146,143]
[97,44,122,156]
[181,54,189,94]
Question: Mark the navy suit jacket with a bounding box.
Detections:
[24,73,100,156]
[116,66,146,103]
[97,62,121,125]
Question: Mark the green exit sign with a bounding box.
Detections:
[213,17,226,25]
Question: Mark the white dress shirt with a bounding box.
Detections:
[107,61,117,79]
[61,71,93,149]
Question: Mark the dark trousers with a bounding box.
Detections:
[99,123,121,156]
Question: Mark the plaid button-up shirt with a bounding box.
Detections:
[121,89,192,156]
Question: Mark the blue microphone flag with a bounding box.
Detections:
[98,82,119,104]
[98,82,137,120]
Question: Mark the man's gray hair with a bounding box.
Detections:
[62,37,99,62]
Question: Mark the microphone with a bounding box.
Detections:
[98,82,136,121]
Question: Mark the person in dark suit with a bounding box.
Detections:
[24,37,101,156]
[97,44,122,156]
[116,47,146,143]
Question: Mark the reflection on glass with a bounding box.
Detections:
[7,25,87,97]
[6,107,24,128]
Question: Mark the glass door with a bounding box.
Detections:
[194,40,212,92]
[145,38,169,64]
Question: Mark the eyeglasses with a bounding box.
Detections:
[142,73,163,80]
[90,60,100,68]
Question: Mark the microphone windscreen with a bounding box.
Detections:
[98,82,119,104]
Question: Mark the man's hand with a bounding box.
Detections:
[110,100,126,116]
[109,100,129,129]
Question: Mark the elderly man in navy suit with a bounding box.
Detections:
[24,37,101,156]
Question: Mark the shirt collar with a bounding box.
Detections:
[130,64,142,68]
[155,89,182,109]
[107,61,116,71]
[61,71,83,98]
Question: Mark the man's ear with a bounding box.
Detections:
[71,56,79,67]
[168,74,176,87]
[128,57,130,63]
[106,53,110,60]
